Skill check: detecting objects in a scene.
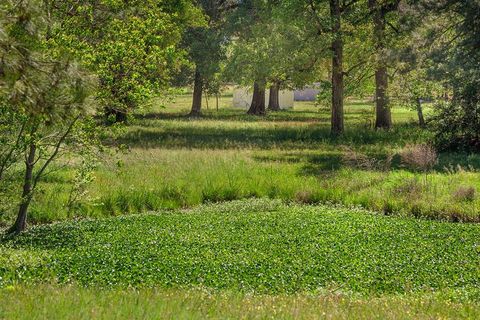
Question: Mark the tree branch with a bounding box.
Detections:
[0,120,26,181]
[31,115,80,192]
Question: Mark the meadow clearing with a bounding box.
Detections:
[4,91,479,225]
[1,92,479,319]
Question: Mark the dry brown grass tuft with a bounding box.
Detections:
[399,144,437,172]
[452,186,476,202]
[342,147,392,171]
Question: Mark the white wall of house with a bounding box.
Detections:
[233,87,294,109]
[294,83,321,101]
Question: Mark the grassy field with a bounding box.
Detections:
[2,91,480,318]
[1,285,479,319]
[1,200,479,318]
[5,89,477,226]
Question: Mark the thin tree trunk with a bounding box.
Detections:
[370,0,392,129]
[9,142,36,234]
[216,94,219,111]
[205,89,209,110]
[190,68,203,116]
[416,98,425,127]
[247,80,266,115]
[104,108,127,124]
[330,0,344,135]
[268,82,280,111]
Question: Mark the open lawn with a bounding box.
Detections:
[6,90,478,226]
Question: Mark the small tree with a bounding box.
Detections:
[0,0,97,234]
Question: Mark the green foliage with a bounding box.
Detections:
[225,2,323,89]
[51,0,203,115]
[180,0,229,88]
[425,0,480,150]
[0,0,103,232]
[1,199,479,296]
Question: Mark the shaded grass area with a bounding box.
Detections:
[1,285,479,320]
[1,200,479,296]
[26,147,480,224]
[120,120,429,150]
[2,93,479,225]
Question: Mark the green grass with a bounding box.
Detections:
[2,91,480,225]
[2,200,479,296]
[1,285,479,319]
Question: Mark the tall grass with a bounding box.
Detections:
[2,93,479,225]
[1,285,478,320]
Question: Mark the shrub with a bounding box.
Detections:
[342,147,392,171]
[430,101,480,151]
[342,147,377,170]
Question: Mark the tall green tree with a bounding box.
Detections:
[368,0,400,129]
[50,0,203,122]
[226,0,322,115]
[184,0,236,116]
[424,0,480,150]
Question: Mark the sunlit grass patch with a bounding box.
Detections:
[1,285,479,320]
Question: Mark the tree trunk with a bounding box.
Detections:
[115,110,127,123]
[247,80,266,115]
[370,0,392,129]
[9,142,36,234]
[416,98,426,128]
[330,0,344,135]
[204,89,209,110]
[190,68,203,116]
[105,108,128,124]
[268,82,280,111]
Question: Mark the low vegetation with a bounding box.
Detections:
[1,285,479,320]
[2,200,479,296]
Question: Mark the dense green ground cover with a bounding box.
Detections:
[1,200,479,296]
[9,91,478,226]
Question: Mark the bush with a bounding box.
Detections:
[430,100,480,152]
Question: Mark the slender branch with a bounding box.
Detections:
[31,115,80,192]
[0,120,26,181]
[386,21,399,34]
[344,56,372,77]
